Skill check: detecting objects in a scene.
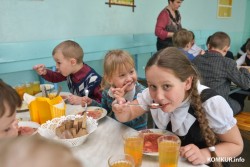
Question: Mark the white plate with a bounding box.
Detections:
[35,91,71,98]
[40,84,54,91]
[140,129,173,156]
[18,121,40,136]
[17,101,29,112]
[69,106,107,121]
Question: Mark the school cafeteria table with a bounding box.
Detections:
[71,116,208,167]
[229,85,250,95]
[17,104,208,167]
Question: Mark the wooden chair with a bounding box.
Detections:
[235,112,250,140]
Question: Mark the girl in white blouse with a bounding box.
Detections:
[112,47,243,167]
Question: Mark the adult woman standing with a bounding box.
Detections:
[155,0,183,51]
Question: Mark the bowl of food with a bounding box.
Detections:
[18,121,40,136]
[140,129,173,156]
[38,114,98,147]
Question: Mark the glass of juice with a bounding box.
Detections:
[158,134,181,167]
[123,131,144,167]
[15,84,26,100]
[108,154,135,167]
[25,83,34,95]
[32,81,41,95]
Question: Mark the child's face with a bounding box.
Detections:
[146,65,192,112]
[0,102,18,138]
[109,66,137,92]
[247,50,250,59]
[53,52,74,76]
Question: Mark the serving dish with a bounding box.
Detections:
[38,115,98,147]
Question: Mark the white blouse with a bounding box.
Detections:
[137,84,236,136]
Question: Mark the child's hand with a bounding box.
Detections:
[200,50,205,55]
[82,96,92,106]
[110,82,131,99]
[68,95,82,105]
[180,144,208,165]
[112,98,128,113]
[33,64,47,75]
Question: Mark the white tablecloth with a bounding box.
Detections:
[17,104,208,167]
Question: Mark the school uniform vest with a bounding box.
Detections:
[166,89,230,167]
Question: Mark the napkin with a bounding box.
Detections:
[53,101,65,109]
[23,93,36,105]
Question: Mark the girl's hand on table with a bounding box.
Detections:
[180,144,208,165]
[33,64,47,75]
[68,95,82,105]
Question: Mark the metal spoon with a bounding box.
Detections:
[82,89,89,115]
[126,103,162,109]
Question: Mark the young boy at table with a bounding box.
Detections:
[193,32,250,115]
[112,47,243,167]
[237,38,250,58]
[82,50,147,130]
[0,135,82,167]
[0,80,21,138]
[236,40,250,66]
[172,29,195,61]
[206,35,235,60]
[33,40,102,105]
[188,31,205,57]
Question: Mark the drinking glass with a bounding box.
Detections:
[108,154,135,167]
[25,83,34,95]
[158,135,181,167]
[123,131,144,167]
[32,81,41,95]
[15,84,26,100]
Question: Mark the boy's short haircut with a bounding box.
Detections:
[173,29,193,48]
[0,80,22,117]
[246,41,250,51]
[209,32,230,50]
[189,31,195,40]
[52,40,83,64]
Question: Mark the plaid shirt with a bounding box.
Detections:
[192,50,250,114]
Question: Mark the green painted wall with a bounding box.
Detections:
[0,0,249,88]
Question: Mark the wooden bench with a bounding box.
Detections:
[235,112,250,140]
